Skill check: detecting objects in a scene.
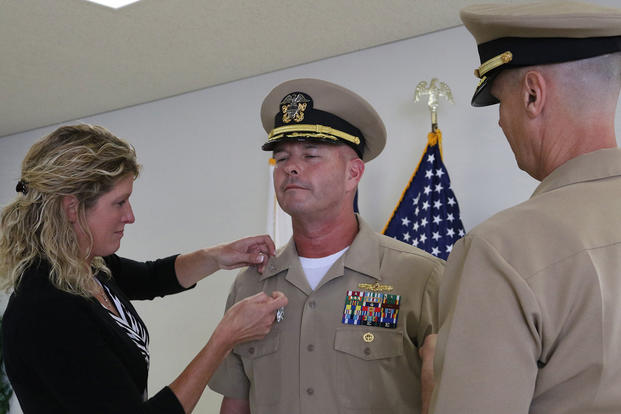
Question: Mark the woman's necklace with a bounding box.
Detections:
[95,280,116,315]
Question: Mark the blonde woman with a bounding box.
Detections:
[0,124,287,414]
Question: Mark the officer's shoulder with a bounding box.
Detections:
[376,232,445,266]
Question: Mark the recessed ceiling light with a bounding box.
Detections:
[85,0,140,9]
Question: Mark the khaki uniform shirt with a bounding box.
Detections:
[209,217,444,414]
[431,148,621,414]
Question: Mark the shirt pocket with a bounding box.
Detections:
[334,327,409,410]
[234,333,279,360]
[234,331,280,406]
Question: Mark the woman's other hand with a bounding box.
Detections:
[217,291,288,347]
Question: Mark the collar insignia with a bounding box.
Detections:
[281,93,310,124]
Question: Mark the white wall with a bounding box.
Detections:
[1,25,620,413]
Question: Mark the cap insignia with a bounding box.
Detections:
[281,93,310,124]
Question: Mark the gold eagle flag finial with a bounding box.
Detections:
[414,78,454,133]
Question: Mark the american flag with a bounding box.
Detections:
[383,130,465,260]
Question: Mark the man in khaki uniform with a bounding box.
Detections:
[430,2,621,414]
[209,78,444,414]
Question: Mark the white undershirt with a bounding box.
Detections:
[299,246,349,290]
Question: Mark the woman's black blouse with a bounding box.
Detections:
[2,254,191,414]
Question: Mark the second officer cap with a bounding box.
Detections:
[260,78,386,162]
[461,1,621,107]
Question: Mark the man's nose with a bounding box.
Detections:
[283,159,300,175]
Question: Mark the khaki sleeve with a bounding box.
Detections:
[430,235,540,414]
[417,260,443,345]
[207,276,251,399]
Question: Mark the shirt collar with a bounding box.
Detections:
[532,148,621,198]
[259,214,381,282]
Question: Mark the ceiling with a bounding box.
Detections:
[0,0,596,138]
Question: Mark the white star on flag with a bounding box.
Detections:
[383,130,466,260]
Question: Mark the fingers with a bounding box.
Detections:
[225,234,276,274]
[242,291,287,315]
[419,333,438,359]
[236,235,276,256]
[223,291,289,345]
[269,291,288,309]
[245,291,270,303]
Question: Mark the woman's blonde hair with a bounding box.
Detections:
[0,124,141,297]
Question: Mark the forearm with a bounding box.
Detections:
[174,248,220,288]
[419,334,437,414]
[174,235,274,288]
[220,397,250,414]
[169,324,234,413]
[420,360,434,414]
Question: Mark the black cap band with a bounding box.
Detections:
[472,35,621,106]
[479,35,621,68]
[262,92,366,158]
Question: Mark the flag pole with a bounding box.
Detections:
[383,78,465,260]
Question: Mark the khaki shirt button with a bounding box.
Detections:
[307,344,314,352]
[248,347,255,355]
[364,347,371,356]
[306,388,314,395]
[308,301,316,309]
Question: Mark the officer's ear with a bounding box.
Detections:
[345,157,364,191]
[522,70,546,118]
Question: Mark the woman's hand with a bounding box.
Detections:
[169,290,287,413]
[175,235,277,288]
[217,291,288,348]
[210,235,276,274]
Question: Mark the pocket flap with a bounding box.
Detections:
[334,328,404,360]
[234,332,280,359]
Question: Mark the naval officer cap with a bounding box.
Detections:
[260,78,386,162]
[461,1,621,107]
